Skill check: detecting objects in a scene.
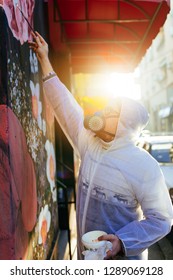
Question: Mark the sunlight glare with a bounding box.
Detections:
[101,71,141,100]
[74,70,141,114]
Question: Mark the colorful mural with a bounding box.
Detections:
[0,105,37,259]
[3,0,35,44]
[0,2,59,259]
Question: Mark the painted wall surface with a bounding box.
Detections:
[0,2,59,260]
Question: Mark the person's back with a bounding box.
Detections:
[75,97,173,259]
[28,32,173,260]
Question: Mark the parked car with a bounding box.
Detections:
[137,135,173,202]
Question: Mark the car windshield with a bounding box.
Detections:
[150,143,173,163]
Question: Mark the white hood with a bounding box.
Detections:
[116,97,149,141]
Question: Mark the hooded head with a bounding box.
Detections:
[112,97,149,141]
[84,97,149,143]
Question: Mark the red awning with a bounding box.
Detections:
[47,0,170,73]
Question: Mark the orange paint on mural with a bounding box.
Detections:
[49,155,55,181]
[41,219,47,245]
[32,95,38,119]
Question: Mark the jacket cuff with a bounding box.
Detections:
[42,71,56,82]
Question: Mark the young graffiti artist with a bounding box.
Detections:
[29,32,173,260]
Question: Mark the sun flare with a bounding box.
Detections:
[74,70,141,114]
[105,71,141,100]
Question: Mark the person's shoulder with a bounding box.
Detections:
[133,144,159,167]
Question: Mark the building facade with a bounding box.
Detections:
[139,11,173,133]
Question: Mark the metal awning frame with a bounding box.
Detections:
[49,0,170,73]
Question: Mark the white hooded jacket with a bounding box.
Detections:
[43,76,173,260]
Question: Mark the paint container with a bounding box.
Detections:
[82,230,107,250]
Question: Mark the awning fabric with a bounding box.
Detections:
[47,0,170,73]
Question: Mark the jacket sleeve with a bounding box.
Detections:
[43,75,87,156]
[116,165,173,257]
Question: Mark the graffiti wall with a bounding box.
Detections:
[0,1,59,260]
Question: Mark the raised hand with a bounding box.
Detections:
[28,31,53,76]
[28,31,49,62]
